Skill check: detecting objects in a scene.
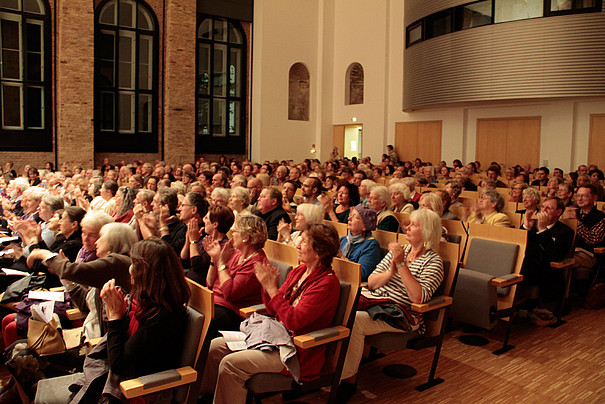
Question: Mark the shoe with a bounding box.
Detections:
[336,381,357,404]
[528,308,556,326]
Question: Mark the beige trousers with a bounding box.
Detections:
[340,311,406,380]
[201,337,285,404]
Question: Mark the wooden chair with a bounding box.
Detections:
[441,219,468,261]
[372,229,399,251]
[263,240,298,267]
[243,258,361,403]
[365,241,460,391]
[451,223,527,355]
[503,211,522,229]
[324,219,348,238]
[120,279,214,403]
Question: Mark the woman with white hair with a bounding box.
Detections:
[359,179,376,205]
[338,209,444,402]
[211,187,230,207]
[277,203,323,247]
[28,222,137,293]
[389,182,414,214]
[229,186,251,221]
[368,185,400,232]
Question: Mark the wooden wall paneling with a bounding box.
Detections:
[588,114,605,168]
[506,117,540,169]
[333,125,345,157]
[417,121,442,165]
[477,118,508,167]
[395,122,419,162]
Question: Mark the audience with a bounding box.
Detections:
[1,155,603,403]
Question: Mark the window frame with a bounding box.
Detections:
[195,15,247,155]
[0,0,52,151]
[94,0,159,153]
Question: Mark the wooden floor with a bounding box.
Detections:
[265,307,605,404]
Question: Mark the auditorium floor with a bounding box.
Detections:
[265,307,605,404]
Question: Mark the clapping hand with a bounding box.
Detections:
[254,261,279,296]
[100,279,127,321]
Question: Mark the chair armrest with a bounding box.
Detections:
[360,282,368,288]
[66,308,86,321]
[594,247,605,254]
[120,367,197,399]
[87,337,103,347]
[410,296,453,313]
[490,274,523,287]
[49,287,64,292]
[550,258,575,269]
[239,304,267,318]
[293,325,350,349]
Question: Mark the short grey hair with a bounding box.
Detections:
[389,182,411,202]
[371,186,392,210]
[230,186,250,208]
[211,187,230,203]
[481,188,505,212]
[81,210,114,231]
[24,186,48,202]
[522,187,541,205]
[41,195,65,213]
[296,203,324,225]
[99,223,137,255]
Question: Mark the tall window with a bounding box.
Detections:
[0,0,51,151]
[346,63,364,105]
[95,0,157,153]
[288,63,309,121]
[196,16,246,154]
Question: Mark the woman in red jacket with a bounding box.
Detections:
[201,223,341,404]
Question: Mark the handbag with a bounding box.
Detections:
[27,313,66,356]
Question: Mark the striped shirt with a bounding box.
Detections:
[361,245,444,331]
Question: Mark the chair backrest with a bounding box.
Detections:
[177,279,213,403]
[424,241,460,338]
[263,239,298,267]
[465,223,527,309]
[392,212,410,229]
[324,219,348,238]
[560,218,578,256]
[372,229,398,250]
[269,259,293,286]
[441,219,467,259]
[324,257,361,372]
[465,238,518,294]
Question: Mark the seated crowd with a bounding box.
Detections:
[0,153,603,403]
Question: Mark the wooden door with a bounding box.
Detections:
[588,114,605,168]
[395,121,441,164]
[476,117,540,169]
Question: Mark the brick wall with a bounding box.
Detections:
[162,0,196,164]
[55,0,95,168]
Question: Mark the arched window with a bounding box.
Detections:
[346,63,364,105]
[0,0,51,151]
[288,63,309,121]
[196,16,246,154]
[95,0,158,152]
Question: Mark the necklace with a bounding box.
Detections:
[238,250,260,265]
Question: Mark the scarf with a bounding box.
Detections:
[341,232,365,258]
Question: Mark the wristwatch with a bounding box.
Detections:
[396,261,407,269]
[218,264,228,272]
